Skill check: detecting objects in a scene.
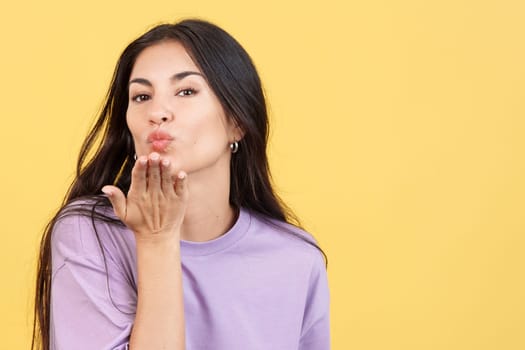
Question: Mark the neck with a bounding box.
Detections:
[179,163,237,242]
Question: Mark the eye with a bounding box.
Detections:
[176,88,196,97]
[131,94,150,102]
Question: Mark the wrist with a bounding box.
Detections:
[135,232,181,250]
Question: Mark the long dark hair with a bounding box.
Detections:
[32,19,326,350]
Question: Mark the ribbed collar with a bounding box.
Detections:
[180,208,251,256]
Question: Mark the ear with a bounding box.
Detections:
[233,124,245,141]
[228,117,245,141]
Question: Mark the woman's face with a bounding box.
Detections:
[126,40,240,177]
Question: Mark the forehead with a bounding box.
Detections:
[130,40,201,79]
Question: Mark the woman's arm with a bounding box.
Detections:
[103,152,187,350]
[130,238,185,349]
[299,251,331,350]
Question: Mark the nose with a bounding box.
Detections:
[149,104,174,125]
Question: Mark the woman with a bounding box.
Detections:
[33,19,329,350]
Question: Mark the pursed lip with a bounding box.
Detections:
[147,130,174,152]
[147,130,174,143]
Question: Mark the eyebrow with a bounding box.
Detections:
[128,71,204,88]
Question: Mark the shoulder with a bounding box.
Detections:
[247,208,319,248]
[245,209,325,269]
[51,196,131,266]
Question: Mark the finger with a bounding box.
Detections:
[174,171,188,199]
[130,156,148,193]
[147,152,161,192]
[102,185,127,220]
[160,158,174,194]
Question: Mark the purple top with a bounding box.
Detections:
[49,203,330,349]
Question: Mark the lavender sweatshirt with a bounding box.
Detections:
[49,203,330,349]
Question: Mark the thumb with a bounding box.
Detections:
[101,185,127,221]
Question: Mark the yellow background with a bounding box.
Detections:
[1,0,524,348]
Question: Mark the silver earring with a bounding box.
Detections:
[133,154,137,160]
[230,141,239,154]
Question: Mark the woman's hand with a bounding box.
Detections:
[102,152,188,242]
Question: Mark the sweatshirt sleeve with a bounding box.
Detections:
[49,213,136,350]
[299,251,331,350]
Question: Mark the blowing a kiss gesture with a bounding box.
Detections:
[102,152,188,242]
[33,20,330,350]
[101,151,187,350]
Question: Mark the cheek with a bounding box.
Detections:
[126,109,142,133]
[125,113,145,149]
[191,119,229,147]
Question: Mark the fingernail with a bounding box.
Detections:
[101,187,112,196]
[178,172,186,180]
[162,159,170,167]
[150,153,160,160]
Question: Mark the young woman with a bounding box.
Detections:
[33,19,330,350]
